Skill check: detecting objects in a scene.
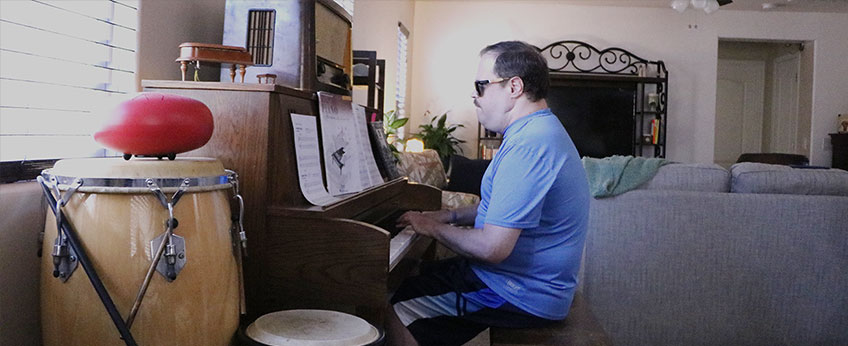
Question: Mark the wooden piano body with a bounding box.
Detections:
[142,81,440,326]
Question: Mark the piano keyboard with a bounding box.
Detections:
[389,227,418,271]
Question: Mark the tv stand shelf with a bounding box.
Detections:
[477,40,668,159]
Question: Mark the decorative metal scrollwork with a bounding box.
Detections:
[539,40,667,77]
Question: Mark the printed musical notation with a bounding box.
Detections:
[318,92,362,195]
[317,92,384,196]
[290,113,340,206]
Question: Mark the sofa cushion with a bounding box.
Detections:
[730,162,848,196]
[441,191,481,210]
[637,163,730,192]
[397,149,448,189]
[445,155,489,196]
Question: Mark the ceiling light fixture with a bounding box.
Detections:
[671,0,730,14]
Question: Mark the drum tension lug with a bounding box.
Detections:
[51,237,79,282]
[46,176,82,282]
[150,232,186,282]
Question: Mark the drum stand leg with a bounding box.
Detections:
[38,176,138,346]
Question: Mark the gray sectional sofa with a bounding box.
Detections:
[580,162,848,346]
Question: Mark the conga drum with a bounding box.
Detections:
[40,157,240,346]
[239,310,384,346]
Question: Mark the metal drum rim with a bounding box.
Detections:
[41,170,232,193]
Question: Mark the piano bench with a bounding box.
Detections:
[489,292,612,346]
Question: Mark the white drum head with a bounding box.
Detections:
[245,310,380,346]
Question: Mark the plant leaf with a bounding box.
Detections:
[437,114,447,128]
[390,118,408,128]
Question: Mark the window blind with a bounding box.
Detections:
[395,22,409,138]
[0,0,137,164]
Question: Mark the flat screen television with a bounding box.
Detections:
[546,84,635,158]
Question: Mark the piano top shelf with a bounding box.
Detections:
[142,80,316,99]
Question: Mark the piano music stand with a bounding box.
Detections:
[176,42,253,83]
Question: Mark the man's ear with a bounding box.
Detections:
[508,77,524,99]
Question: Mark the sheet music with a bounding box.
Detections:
[352,104,386,188]
[318,92,363,195]
[290,113,340,206]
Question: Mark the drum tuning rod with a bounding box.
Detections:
[127,216,178,328]
[127,179,188,329]
[37,176,138,346]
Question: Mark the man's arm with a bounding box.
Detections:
[422,204,479,226]
[397,210,520,264]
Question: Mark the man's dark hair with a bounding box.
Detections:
[480,41,549,102]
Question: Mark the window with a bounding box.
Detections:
[395,22,409,138]
[0,0,137,181]
[246,10,275,66]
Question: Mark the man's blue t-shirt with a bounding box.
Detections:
[470,108,590,320]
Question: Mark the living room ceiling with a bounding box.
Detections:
[437,0,848,13]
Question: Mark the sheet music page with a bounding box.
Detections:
[317,92,363,195]
[352,104,386,188]
[290,113,340,206]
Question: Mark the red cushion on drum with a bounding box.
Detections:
[94,93,214,155]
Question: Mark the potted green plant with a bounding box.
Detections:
[383,110,408,139]
[414,111,465,171]
[382,110,408,155]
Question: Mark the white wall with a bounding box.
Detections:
[351,0,415,120]
[408,1,848,165]
[135,0,226,89]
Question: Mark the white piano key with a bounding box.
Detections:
[389,227,418,271]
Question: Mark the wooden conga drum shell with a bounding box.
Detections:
[41,158,239,346]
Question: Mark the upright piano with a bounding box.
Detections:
[142,81,441,326]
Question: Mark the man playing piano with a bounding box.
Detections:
[389,41,591,346]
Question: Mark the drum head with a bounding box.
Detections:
[245,310,380,346]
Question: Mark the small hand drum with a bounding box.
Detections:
[241,310,384,346]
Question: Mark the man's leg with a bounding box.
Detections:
[388,257,491,346]
[386,301,419,346]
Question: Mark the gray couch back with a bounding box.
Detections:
[581,163,848,346]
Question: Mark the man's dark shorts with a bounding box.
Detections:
[391,257,557,346]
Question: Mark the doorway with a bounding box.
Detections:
[714,40,812,168]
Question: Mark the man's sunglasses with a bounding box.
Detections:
[474,77,513,97]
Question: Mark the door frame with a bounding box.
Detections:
[770,52,801,154]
